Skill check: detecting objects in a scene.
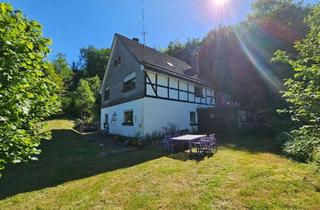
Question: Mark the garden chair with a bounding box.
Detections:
[208,133,215,138]
[196,136,217,154]
[209,135,217,151]
[200,137,211,153]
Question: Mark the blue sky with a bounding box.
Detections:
[5,0,318,63]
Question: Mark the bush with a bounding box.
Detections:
[144,130,164,145]
[75,119,84,129]
[283,126,320,162]
[162,123,178,136]
[312,149,320,173]
[272,5,320,162]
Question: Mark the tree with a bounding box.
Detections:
[85,75,100,99]
[51,53,74,112]
[250,0,309,41]
[52,53,73,89]
[272,4,320,161]
[84,76,101,121]
[198,0,310,132]
[78,46,110,80]
[164,38,202,65]
[0,3,60,174]
[44,63,64,93]
[74,79,95,123]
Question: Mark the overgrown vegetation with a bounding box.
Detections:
[50,48,107,124]
[272,4,320,162]
[166,1,319,163]
[0,3,60,174]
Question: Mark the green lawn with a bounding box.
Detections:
[0,119,319,209]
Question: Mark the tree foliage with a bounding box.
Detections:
[51,53,74,112]
[164,38,202,65]
[78,46,110,80]
[197,0,310,128]
[272,4,320,161]
[52,53,73,89]
[0,3,60,173]
[74,79,95,123]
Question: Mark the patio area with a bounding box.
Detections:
[163,132,217,155]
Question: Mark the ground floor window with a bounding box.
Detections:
[190,111,197,125]
[123,110,133,126]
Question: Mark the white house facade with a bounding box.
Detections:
[100,34,215,137]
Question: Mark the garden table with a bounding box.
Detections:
[169,134,207,153]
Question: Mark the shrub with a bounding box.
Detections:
[272,4,320,162]
[283,126,320,162]
[75,119,84,129]
[144,130,164,143]
[162,123,178,136]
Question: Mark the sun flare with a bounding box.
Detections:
[213,0,228,6]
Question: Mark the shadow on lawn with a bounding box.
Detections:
[0,130,282,200]
[167,152,214,162]
[217,134,283,155]
[0,129,165,200]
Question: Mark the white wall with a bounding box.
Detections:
[100,99,144,137]
[146,70,215,106]
[142,97,210,136]
[101,96,213,138]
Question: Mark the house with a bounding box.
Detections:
[99,33,215,137]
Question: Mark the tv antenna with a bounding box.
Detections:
[141,0,147,45]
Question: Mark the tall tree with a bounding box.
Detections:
[164,38,202,65]
[85,75,100,100]
[52,53,73,89]
[272,3,320,161]
[199,0,310,118]
[0,3,60,174]
[51,53,74,112]
[78,46,110,80]
[74,79,95,123]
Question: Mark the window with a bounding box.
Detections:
[123,72,136,92]
[123,111,133,126]
[190,112,197,125]
[104,88,110,100]
[114,56,121,67]
[195,86,203,97]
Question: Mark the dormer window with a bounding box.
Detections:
[104,87,110,100]
[114,56,121,67]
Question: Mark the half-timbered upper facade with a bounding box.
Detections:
[100,33,215,137]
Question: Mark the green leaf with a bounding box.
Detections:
[26,42,33,50]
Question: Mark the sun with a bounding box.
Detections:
[213,0,228,6]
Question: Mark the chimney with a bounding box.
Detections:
[191,51,199,75]
[132,38,139,43]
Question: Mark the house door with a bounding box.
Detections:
[197,108,216,133]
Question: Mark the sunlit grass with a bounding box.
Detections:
[0,119,319,209]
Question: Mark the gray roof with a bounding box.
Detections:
[116,33,210,86]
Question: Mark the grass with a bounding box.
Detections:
[0,119,319,209]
